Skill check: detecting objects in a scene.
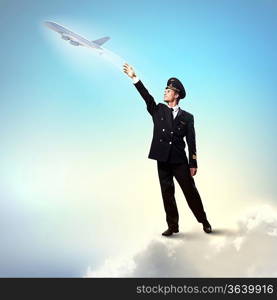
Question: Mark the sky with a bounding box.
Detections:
[0,0,276,277]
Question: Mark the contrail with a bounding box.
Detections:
[99,47,126,71]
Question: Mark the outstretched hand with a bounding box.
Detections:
[123,63,137,79]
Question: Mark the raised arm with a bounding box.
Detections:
[123,63,158,116]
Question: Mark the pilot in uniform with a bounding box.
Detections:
[123,64,212,236]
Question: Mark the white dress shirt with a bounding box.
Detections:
[132,76,140,84]
[168,104,179,119]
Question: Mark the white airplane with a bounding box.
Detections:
[44,21,110,52]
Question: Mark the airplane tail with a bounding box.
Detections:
[92,36,110,46]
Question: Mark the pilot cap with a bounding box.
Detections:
[166,77,186,99]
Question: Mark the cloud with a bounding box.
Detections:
[85,205,277,277]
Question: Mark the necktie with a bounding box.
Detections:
[171,108,174,120]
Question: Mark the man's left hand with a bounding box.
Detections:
[190,168,197,176]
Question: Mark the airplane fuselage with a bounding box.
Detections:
[44,21,102,50]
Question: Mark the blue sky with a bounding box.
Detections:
[0,0,276,276]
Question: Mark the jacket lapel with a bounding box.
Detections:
[165,105,173,128]
[173,107,183,124]
[175,108,182,120]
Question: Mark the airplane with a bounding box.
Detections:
[44,21,110,53]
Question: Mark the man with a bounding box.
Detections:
[123,63,212,236]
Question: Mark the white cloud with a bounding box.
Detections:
[86,257,136,277]
[85,205,277,277]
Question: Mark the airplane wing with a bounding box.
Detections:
[92,37,110,46]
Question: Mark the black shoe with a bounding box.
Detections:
[162,228,179,236]
[202,220,212,233]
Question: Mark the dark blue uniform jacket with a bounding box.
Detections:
[134,80,198,168]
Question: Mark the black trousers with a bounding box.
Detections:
[157,161,207,230]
